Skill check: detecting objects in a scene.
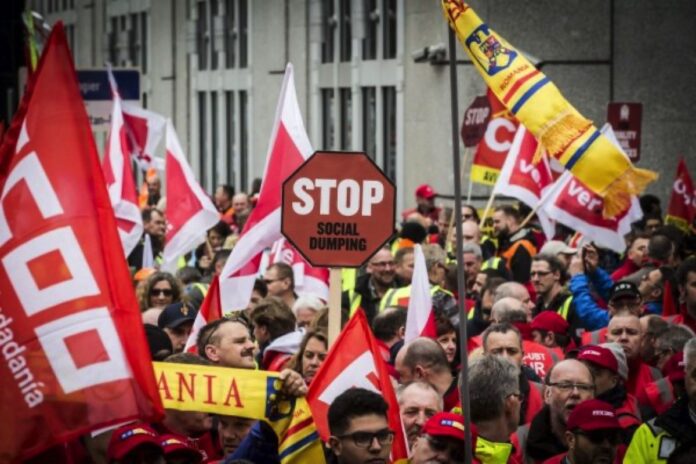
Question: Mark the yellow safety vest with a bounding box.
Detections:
[624,417,677,464]
[378,285,453,312]
[557,296,573,320]
[341,268,357,292]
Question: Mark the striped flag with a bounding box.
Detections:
[405,245,437,342]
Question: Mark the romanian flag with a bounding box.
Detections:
[154,363,326,464]
[442,1,657,217]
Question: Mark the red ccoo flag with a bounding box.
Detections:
[307,310,409,463]
[0,24,162,460]
[665,158,695,231]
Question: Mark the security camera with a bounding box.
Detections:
[411,43,447,64]
[411,47,430,63]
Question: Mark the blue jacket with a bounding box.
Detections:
[224,421,280,464]
[569,268,614,331]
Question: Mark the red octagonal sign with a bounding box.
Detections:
[282,151,396,268]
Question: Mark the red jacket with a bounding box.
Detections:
[636,377,677,415]
[625,359,662,398]
[580,327,608,346]
[610,259,640,282]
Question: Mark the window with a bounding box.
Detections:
[198,92,207,189]
[140,12,148,73]
[211,91,218,190]
[224,0,236,67]
[225,91,236,185]
[382,86,396,180]
[321,89,335,149]
[224,0,248,69]
[238,0,248,68]
[210,0,219,70]
[362,0,397,60]
[128,14,140,68]
[197,1,209,69]
[108,17,118,64]
[339,0,351,61]
[383,0,397,59]
[339,88,352,150]
[321,0,336,63]
[239,91,248,192]
[362,0,377,60]
[362,87,376,159]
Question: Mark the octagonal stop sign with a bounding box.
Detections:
[281,151,396,268]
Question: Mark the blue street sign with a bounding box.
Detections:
[77,69,140,101]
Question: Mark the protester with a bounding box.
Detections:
[394,246,416,285]
[531,255,579,333]
[494,281,535,315]
[249,297,300,371]
[612,232,650,281]
[327,388,394,464]
[288,329,328,385]
[395,338,456,409]
[372,307,407,364]
[292,295,324,329]
[159,433,204,464]
[342,247,399,323]
[157,302,197,353]
[140,271,183,312]
[397,381,443,449]
[538,240,577,271]
[107,423,165,464]
[435,316,458,368]
[409,412,470,464]
[530,311,571,353]
[492,205,537,283]
[263,262,298,309]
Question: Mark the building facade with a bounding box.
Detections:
[31,0,696,214]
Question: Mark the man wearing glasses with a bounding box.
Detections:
[327,388,393,464]
[409,412,469,464]
[342,248,399,323]
[522,359,595,463]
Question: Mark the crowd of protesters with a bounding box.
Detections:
[33,178,696,464]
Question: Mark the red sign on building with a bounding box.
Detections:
[281,151,396,268]
[607,102,642,162]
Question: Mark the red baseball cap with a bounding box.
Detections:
[422,412,474,443]
[415,184,436,199]
[566,399,620,432]
[662,351,685,383]
[530,311,569,335]
[577,345,618,375]
[160,434,203,463]
[107,423,162,460]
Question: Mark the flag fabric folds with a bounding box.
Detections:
[0,23,162,460]
[219,64,313,312]
[162,119,220,271]
[307,310,409,463]
[405,244,437,342]
[271,238,330,302]
[184,276,222,353]
[154,362,326,464]
[665,158,695,231]
[492,125,555,240]
[119,102,166,172]
[442,0,657,217]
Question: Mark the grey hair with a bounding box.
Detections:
[460,242,482,259]
[466,355,519,422]
[422,244,447,271]
[396,381,444,410]
[656,324,696,353]
[292,294,324,316]
[494,282,527,303]
[684,338,696,369]
[491,297,525,322]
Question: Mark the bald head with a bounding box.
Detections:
[491,297,527,323]
[460,220,481,243]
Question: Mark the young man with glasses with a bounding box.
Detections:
[342,247,399,323]
[409,412,469,464]
[327,387,393,464]
[531,255,580,338]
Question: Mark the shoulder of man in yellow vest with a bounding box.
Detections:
[377,284,453,313]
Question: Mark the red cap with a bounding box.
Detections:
[422,412,470,442]
[530,311,569,335]
[577,345,618,375]
[107,423,162,460]
[160,434,203,462]
[566,399,620,432]
[415,184,436,199]
[662,351,685,382]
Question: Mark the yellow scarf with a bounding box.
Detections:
[441,1,657,217]
[153,362,326,464]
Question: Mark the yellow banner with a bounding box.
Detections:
[153,362,325,464]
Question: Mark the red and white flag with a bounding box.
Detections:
[184,276,222,353]
[119,101,166,171]
[307,310,409,462]
[102,71,143,255]
[271,238,329,302]
[665,158,695,231]
[162,119,220,271]
[492,125,555,240]
[405,245,436,342]
[219,64,313,311]
[0,24,162,460]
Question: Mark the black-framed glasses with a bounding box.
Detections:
[150,288,173,297]
[547,382,595,393]
[574,429,621,446]
[336,428,394,448]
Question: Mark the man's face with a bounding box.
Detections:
[164,321,193,353]
[399,386,442,448]
[263,267,290,297]
[410,434,464,464]
[149,279,174,308]
[460,221,480,244]
[253,324,271,346]
[606,316,641,361]
[484,331,523,369]
[582,362,617,396]
[638,269,662,302]
[510,284,535,315]
[480,289,495,321]
[232,193,250,214]
[531,261,558,297]
[472,273,487,298]
[491,211,509,238]
[395,253,415,284]
[545,361,594,426]
[645,218,662,235]
[147,177,161,196]
[627,238,649,266]
[330,414,392,464]
[146,211,167,239]
[218,415,255,456]
[165,409,212,437]
[568,429,619,464]
[214,186,232,211]
[206,321,256,368]
[367,250,396,287]
[416,196,434,212]
[462,252,481,287]
[681,271,696,318]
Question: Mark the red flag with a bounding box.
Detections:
[665,158,695,231]
[184,276,222,353]
[271,238,329,301]
[470,89,519,185]
[307,310,409,462]
[102,71,143,256]
[405,245,436,342]
[120,102,166,171]
[219,64,313,311]
[162,120,220,271]
[0,24,162,460]
[492,125,555,240]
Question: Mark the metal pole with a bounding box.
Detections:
[447,28,473,464]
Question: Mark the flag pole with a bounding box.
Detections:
[447,28,473,464]
[327,268,342,345]
[518,176,559,230]
[479,189,496,228]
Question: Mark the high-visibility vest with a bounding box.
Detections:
[499,239,537,269]
[557,296,573,320]
[378,285,453,312]
[190,282,209,298]
[481,256,504,271]
[624,416,678,463]
[341,268,357,292]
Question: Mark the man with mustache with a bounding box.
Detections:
[397,381,442,450]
